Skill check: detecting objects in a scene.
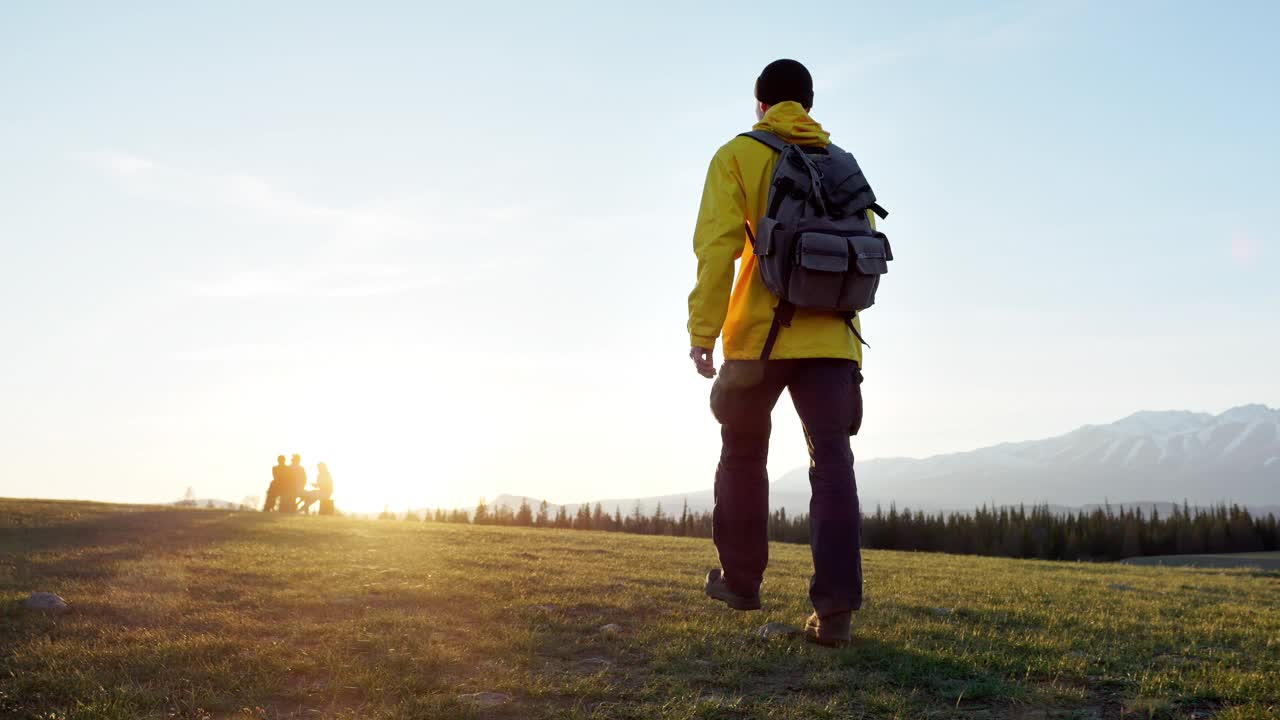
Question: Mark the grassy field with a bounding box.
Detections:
[1,499,1277,720]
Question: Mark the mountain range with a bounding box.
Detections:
[493,404,1280,516]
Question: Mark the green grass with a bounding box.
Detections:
[2,499,1278,719]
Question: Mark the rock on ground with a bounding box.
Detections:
[756,622,800,639]
[22,592,70,613]
[599,623,624,638]
[458,692,511,707]
[575,656,612,673]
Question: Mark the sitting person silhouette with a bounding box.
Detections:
[300,462,334,514]
[280,454,306,513]
[262,455,288,512]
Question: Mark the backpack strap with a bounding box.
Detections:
[738,130,789,152]
[843,313,870,347]
[759,300,796,361]
[759,304,869,359]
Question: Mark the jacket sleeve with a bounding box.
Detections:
[686,146,747,349]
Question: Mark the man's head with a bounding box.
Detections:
[754,59,814,120]
[291,454,301,466]
[276,455,286,466]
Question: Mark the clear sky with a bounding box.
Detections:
[1,1,1276,512]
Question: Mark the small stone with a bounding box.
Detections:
[1108,583,1135,592]
[932,607,952,617]
[333,597,356,605]
[458,692,511,707]
[22,592,69,613]
[599,623,624,638]
[756,622,801,639]
[577,656,611,671]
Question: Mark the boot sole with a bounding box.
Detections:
[705,588,762,611]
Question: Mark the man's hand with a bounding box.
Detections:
[690,346,716,378]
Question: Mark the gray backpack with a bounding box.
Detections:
[740,130,891,360]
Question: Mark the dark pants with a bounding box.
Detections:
[709,358,863,617]
[263,482,280,512]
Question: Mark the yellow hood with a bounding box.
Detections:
[752,101,830,146]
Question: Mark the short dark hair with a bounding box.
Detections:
[755,59,814,109]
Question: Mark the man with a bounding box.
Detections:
[263,455,288,512]
[281,454,306,514]
[687,59,872,647]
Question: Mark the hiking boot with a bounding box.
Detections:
[804,611,852,647]
[703,569,761,611]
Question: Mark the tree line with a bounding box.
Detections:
[397,498,1280,562]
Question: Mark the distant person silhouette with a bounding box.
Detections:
[299,462,334,514]
[316,462,334,502]
[281,454,306,514]
[687,60,880,647]
[263,455,288,512]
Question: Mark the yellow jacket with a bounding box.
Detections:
[687,102,869,364]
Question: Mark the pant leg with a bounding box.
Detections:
[710,360,789,595]
[786,358,863,615]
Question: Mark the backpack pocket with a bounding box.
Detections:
[754,217,794,299]
[840,233,892,311]
[819,151,876,216]
[752,216,779,256]
[788,233,849,309]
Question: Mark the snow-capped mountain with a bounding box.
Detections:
[774,404,1280,508]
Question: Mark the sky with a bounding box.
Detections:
[1,1,1277,512]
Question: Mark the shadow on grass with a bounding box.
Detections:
[3,506,258,549]
[0,509,335,718]
[518,607,1036,717]
[0,508,319,591]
